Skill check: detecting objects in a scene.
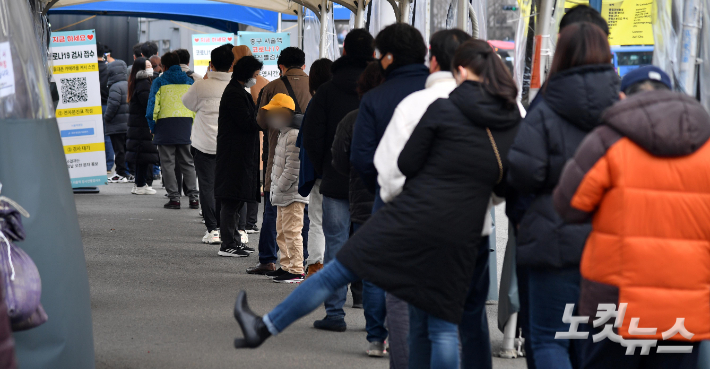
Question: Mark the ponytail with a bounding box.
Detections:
[452,39,518,109]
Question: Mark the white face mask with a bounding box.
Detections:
[145,68,154,75]
[244,78,257,88]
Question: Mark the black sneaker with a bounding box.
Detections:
[189,199,200,209]
[313,316,347,332]
[265,268,288,278]
[273,272,304,284]
[164,200,180,209]
[218,248,249,257]
[127,174,135,183]
[241,245,255,253]
[245,225,260,234]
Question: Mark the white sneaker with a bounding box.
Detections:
[135,185,157,195]
[239,230,249,244]
[108,174,128,183]
[131,184,137,194]
[202,230,221,244]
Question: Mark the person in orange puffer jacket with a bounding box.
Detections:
[554,66,710,369]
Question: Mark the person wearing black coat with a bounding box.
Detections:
[126,58,159,193]
[214,56,263,258]
[104,60,131,179]
[232,41,521,369]
[506,23,619,369]
[300,29,374,332]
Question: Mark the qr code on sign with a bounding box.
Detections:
[60,77,88,104]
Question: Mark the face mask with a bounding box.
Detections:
[244,78,257,88]
[145,68,154,75]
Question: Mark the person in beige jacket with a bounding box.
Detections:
[262,94,308,284]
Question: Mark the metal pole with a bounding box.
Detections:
[354,0,365,28]
[277,12,282,32]
[679,0,703,96]
[319,0,328,58]
[499,313,520,358]
[468,3,479,39]
[425,0,430,43]
[297,6,304,49]
[457,0,468,31]
[400,0,411,24]
[529,0,555,100]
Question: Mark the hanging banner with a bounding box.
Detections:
[191,33,235,76]
[564,0,654,46]
[49,29,108,188]
[237,32,291,81]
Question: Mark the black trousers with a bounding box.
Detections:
[220,199,243,250]
[192,148,218,232]
[109,133,129,177]
[238,202,259,230]
[134,163,154,187]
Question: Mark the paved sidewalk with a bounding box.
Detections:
[76,182,527,369]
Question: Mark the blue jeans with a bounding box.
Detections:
[104,136,114,172]
[264,259,359,334]
[258,193,278,265]
[528,267,581,369]
[460,236,492,369]
[353,222,388,343]
[408,305,460,369]
[321,196,350,319]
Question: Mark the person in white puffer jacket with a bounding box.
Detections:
[263,93,309,284]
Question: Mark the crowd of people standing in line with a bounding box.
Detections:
[95,4,710,368]
[227,5,709,369]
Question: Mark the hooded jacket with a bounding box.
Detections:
[146,65,195,145]
[302,55,371,199]
[331,109,375,224]
[257,68,311,192]
[507,64,619,268]
[104,60,129,135]
[271,115,308,207]
[554,90,710,341]
[338,81,521,323]
[181,71,231,155]
[375,71,457,203]
[126,72,159,165]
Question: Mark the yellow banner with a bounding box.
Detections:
[563,0,654,46]
[64,142,105,154]
[53,63,99,74]
[56,106,102,118]
[194,59,210,67]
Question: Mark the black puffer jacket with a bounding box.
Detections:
[104,60,129,135]
[126,74,159,165]
[332,109,375,224]
[507,64,620,268]
[302,56,372,199]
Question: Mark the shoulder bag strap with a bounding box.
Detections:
[280,76,303,114]
[486,127,504,184]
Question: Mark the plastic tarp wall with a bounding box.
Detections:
[0,0,96,367]
[700,2,709,113]
[513,0,533,103]
[366,0,397,38]
[303,6,340,73]
[413,0,429,44]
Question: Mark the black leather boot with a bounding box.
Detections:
[233,291,271,348]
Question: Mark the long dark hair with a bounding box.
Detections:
[452,39,518,108]
[127,57,149,102]
[548,22,612,77]
[309,58,333,96]
[357,61,385,99]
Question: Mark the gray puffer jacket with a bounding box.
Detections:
[270,119,309,207]
[104,60,129,135]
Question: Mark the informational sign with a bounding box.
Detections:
[49,29,107,188]
[237,32,291,81]
[191,33,235,76]
[0,42,14,98]
[564,0,654,46]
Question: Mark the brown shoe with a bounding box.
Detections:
[246,263,276,275]
[305,262,323,279]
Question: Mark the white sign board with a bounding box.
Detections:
[191,33,235,76]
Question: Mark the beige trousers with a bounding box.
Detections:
[276,202,306,275]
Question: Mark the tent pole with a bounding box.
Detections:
[400,0,410,24]
[354,0,365,28]
[468,3,478,39]
[297,6,304,49]
[319,0,328,58]
[679,0,703,96]
[277,12,282,32]
[457,0,467,30]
